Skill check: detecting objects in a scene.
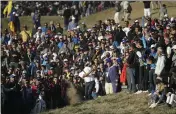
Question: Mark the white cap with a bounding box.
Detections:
[70,67,75,70]
[172,45,176,49]
[95,46,100,50]
[38,27,42,29]
[15,14,19,16]
[74,72,78,76]
[77,26,80,29]
[164,14,168,17]
[22,70,27,74]
[82,22,85,24]
[63,59,68,62]
[166,26,170,29]
[135,20,139,23]
[59,35,62,39]
[150,44,156,48]
[72,16,75,20]
[87,29,91,32]
[98,36,103,41]
[144,23,147,27]
[54,35,59,38]
[171,17,175,22]
[110,45,114,49]
[12,12,16,14]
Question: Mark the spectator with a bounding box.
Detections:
[143,1,151,17]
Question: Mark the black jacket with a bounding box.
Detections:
[143,1,151,8]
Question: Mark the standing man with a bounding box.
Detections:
[143,1,151,17]
[114,1,122,24]
[79,62,95,100]
[63,5,71,30]
[68,16,77,31]
[126,44,137,93]
[109,59,119,93]
[32,10,41,29]
[121,1,132,21]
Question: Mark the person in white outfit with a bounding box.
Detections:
[143,1,151,17]
[79,62,95,100]
[114,1,122,24]
[155,47,166,77]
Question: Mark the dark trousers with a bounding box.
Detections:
[143,68,149,91]
[138,66,144,90]
[127,67,136,93]
[149,69,156,93]
[85,81,95,100]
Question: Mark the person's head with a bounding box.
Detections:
[147,56,155,64]
[129,43,136,52]
[106,60,112,67]
[150,44,156,52]
[164,38,170,45]
[157,47,163,55]
[135,27,139,33]
[162,4,166,8]
[53,77,57,84]
[124,21,129,27]
[38,27,42,32]
[172,45,176,53]
[156,77,163,85]
[10,75,15,82]
[72,16,75,22]
[135,20,139,25]
[44,23,48,28]
[23,25,27,31]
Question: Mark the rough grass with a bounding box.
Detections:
[42,92,176,114]
[2,2,176,31]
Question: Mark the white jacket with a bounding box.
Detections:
[155,54,166,75]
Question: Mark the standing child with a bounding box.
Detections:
[147,56,156,95]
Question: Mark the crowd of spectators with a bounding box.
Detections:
[1,1,115,17]
[1,1,176,114]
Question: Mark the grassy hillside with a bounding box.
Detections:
[42,92,176,114]
[2,2,176,31]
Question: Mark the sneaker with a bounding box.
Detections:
[148,93,152,96]
[135,90,142,94]
[143,90,149,93]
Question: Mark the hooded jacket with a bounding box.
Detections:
[155,54,166,75]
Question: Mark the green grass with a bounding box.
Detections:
[42,92,176,114]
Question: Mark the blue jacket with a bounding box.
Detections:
[108,65,119,83]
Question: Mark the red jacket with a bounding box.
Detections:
[120,63,127,83]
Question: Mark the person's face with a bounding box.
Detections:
[107,62,111,67]
[53,78,57,83]
[10,77,14,82]
[173,49,176,53]
[151,48,155,52]
[157,49,161,55]
[125,21,128,27]
[129,47,133,52]
[135,22,139,26]
[135,28,139,33]
[94,59,98,64]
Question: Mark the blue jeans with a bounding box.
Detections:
[149,69,156,93]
